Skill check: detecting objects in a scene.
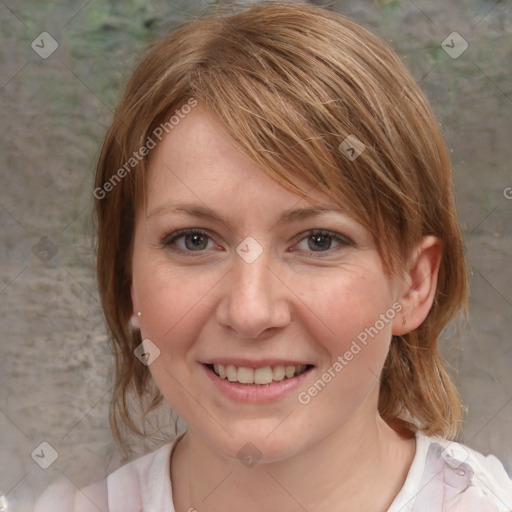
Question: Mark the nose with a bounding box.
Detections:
[215,248,291,340]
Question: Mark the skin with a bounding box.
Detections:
[130,105,442,512]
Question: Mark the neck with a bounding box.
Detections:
[171,412,415,512]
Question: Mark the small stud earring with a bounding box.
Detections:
[402,317,406,326]
[130,313,141,329]
[137,312,142,318]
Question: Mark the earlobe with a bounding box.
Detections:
[392,236,442,336]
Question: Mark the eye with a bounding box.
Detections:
[161,228,351,257]
[293,230,350,255]
[162,229,214,252]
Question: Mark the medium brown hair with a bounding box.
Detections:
[94,1,469,451]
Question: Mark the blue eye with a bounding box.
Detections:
[162,229,350,256]
[162,229,213,252]
[294,230,350,255]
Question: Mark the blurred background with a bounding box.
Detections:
[1,0,511,508]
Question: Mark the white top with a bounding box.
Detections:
[35,433,512,511]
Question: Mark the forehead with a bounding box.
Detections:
[142,105,343,216]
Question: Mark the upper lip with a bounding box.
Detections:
[201,358,314,368]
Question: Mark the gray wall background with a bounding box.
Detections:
[1,0,511,508]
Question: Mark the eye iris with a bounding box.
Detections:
[308,233,331,251]
[185,233,207,250]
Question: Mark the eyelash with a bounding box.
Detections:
[161,229,351,257]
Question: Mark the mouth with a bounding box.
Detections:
[205,363,314,385]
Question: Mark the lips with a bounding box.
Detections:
[202,360,314,402]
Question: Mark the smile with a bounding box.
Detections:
[209,363,311,385]
[202,361,315,402]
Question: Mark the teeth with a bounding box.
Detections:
[211,363,309,384]
[226,365,237,382]
[273,365,285,381]
[285,365,296,378]
[254,367,273,385]
[237,367,254,384]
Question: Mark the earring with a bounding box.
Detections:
[130,316,139,328]
[130,312,142,329]
[401,317,406,326]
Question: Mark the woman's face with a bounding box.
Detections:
[131,105,404,462]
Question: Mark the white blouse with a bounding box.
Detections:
[35,432,512,511]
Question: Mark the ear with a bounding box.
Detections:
[392,236,442,336]
[130,283,140,328]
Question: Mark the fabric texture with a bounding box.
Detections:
[35,432,512,511]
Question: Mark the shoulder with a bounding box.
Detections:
[34,436,181,512]
[33,479,109,512]
[107,439,176,510]
[389,433,512,511]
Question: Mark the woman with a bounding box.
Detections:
[37,2,512,510]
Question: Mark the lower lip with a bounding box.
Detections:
[202,364,314,403]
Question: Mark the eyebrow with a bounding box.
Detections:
[146,202,346,227]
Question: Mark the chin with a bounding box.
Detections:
[205,427,308,466]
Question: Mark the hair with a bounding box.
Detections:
[94,1,469,452]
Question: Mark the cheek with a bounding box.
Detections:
[132,264,219,409]
[301,267,395,386]
[305,266,393,336]
[135,264,218,345]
